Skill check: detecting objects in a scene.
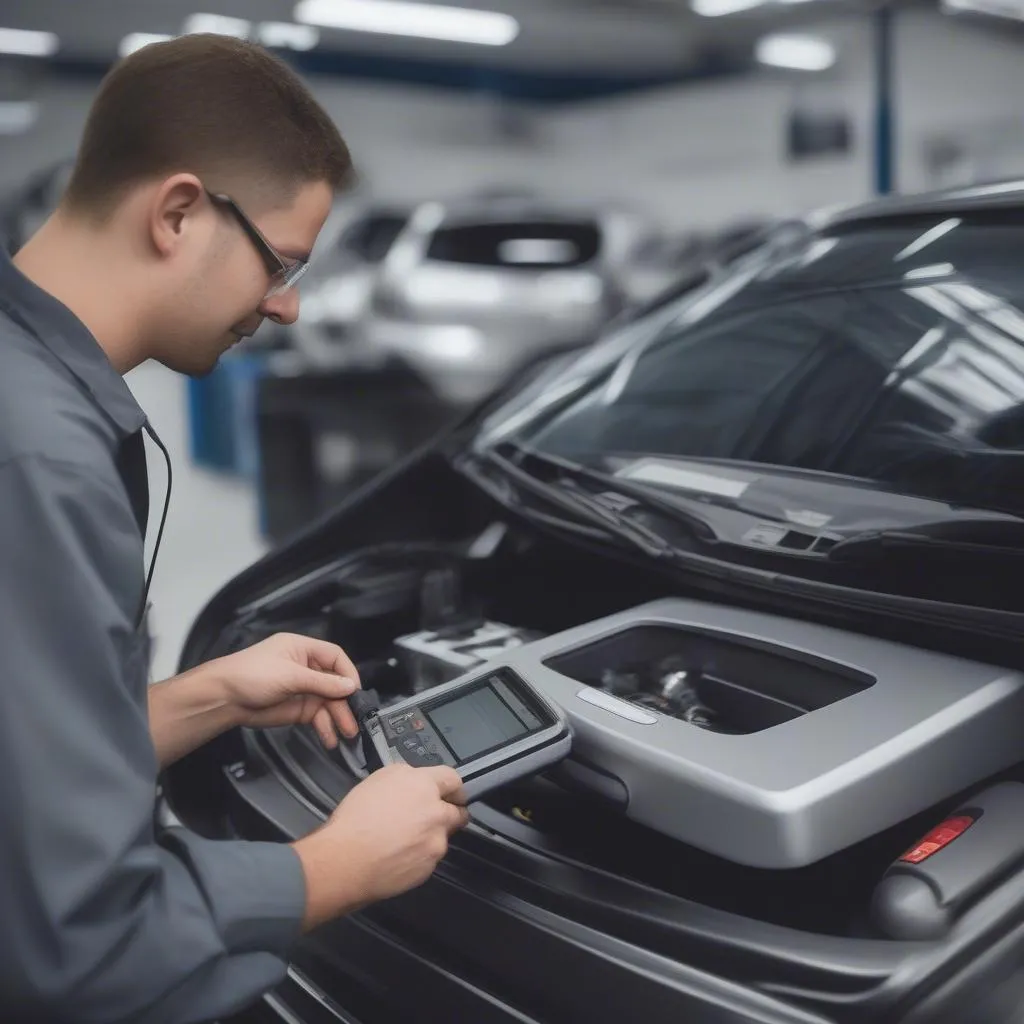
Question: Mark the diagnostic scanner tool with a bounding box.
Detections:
[353,668,571,800]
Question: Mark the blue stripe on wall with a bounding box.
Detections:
[48,46,745,103]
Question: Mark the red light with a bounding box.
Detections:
[899,815,975,864]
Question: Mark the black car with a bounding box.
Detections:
[167,180,1024,1024]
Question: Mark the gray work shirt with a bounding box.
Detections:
[0,249,306,1023]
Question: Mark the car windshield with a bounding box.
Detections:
[473,209,1024,526]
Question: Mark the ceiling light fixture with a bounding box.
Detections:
[257,21,321,50]
[0,27,59,57]
[691,0,766,17]
[119,32,174,57]
[183,13,252,38]
[294,0,520,46]
[691,0,814,16]
[756,33,836,71]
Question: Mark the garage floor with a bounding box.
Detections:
[126,360,269,682]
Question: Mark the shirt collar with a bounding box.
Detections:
[0,247,146,437]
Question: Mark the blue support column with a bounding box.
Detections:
[874,3,895,195]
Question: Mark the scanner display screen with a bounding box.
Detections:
[425,672,546,764]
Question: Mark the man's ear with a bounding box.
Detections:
[148,174,205,258]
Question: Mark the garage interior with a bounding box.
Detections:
[8,3,1024,1023]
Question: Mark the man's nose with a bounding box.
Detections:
[259,288,300,326]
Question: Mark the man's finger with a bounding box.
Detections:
[289,635,361,687]
[424,766,468,805]
[313,706,337,748]
[291,666,358,703]
[327,698,358,739]
[443,803,471,833]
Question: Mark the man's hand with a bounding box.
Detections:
[148,633,362,768]
[211,633,361,749]
[291,763,471,931]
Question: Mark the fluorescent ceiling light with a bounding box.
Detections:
[294,0,520,46]
[184,13,252,38]
[0,27,59,57]
[756,33,836,71]
[692,0,814,16]
[692,0,766,17]
[119,32,174,57]
[257,21,321,50]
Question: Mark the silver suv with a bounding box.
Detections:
[290,194,669,405]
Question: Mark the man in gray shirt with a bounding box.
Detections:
[0,34,469,1024]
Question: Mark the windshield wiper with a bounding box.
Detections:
[550,478,677,557]
[495,444,721,538]
[462,449,683,559]
[827,518,1024,563]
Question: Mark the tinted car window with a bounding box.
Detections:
[747,289,941,470]
[494,215,1024,518]
[427,220,602,269]
[837,282,1024,512]
[528,294,856,461]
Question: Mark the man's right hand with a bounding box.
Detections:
[291,763,470,931]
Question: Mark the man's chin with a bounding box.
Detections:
[155,331,251,378]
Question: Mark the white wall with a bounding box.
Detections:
[307,78,556,202]
[538,68,872,229]
[533,7,1024,229]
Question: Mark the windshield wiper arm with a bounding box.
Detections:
[551,477,677,558]
[828,518,1024,563]
[464,450,677,559]
[493,443,720,541]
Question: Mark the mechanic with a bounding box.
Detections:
[0,34,470,1024]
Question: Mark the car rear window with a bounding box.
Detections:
[426,220,602,269]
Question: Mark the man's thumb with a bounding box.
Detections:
[294,667,359,700]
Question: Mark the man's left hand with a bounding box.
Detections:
[212,632,362,749]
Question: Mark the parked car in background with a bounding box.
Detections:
[283,200,411,361]
[171,179,1024,1024]
[362,195,665,404]
[283,193,672,404]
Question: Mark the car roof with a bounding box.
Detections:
[423,194,626,227]
[817,178,1024,230]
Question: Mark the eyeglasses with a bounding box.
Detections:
[206,190,310,298]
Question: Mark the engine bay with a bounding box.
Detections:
[210,529,1024,940]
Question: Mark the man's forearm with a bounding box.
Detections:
[148,665,240,768]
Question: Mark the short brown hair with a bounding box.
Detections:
[65,34,353,216]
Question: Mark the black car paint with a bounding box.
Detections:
[171,187,1024,1024]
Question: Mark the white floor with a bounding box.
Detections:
[125,361,269,682]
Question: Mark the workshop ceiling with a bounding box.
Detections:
[0,0,1002,95]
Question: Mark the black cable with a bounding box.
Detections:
[139,421,172,629]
